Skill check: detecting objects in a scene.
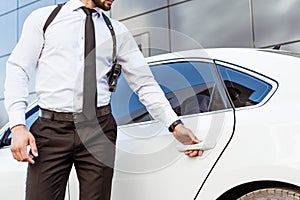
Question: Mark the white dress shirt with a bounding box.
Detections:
[4,0,178,129]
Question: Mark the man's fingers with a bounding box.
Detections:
[188,150,198,157]
[21,146,29,159]
[11,148,35,163]
[11,146,23,161]
[21,146,36,164]
[198,150,203,156]
[185,150,203,157]
[189,132,200,144]
[174,125,203,157]
[16,146,31,162]
[29,136,38,157]
[25,155,35,164]
[11,150,21,161]
[180,126,199,144]
[192,138,200,144]
[10,126,37,163]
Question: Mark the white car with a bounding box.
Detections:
[1,48,300,200]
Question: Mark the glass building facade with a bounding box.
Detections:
[1,0,300,126]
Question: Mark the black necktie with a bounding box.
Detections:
[81,7,97,120]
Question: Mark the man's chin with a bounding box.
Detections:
[92,0,112,11]
[102,5,112,11]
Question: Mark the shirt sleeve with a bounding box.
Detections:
[115,23,179,128]
[4,9,44,128]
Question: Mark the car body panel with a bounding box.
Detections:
[0,147,27,199]
[110,111,234,200]
[196,105,300,199]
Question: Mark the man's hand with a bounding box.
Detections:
[173,124,203,157]
[10,125,38,164]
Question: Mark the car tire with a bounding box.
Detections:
[237,187,300,200]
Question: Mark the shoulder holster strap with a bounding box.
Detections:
[102,13,117,64]
[43,4,64,34]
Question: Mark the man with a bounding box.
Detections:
[4,0,202,199]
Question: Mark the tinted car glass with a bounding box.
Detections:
[111,61,227,126]
[217,65,272,108]
[25,106,39,129]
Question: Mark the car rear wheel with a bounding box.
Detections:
[237,187,300,200]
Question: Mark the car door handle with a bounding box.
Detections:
[176,141,216,152]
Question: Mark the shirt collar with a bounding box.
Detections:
[66,0,102,16]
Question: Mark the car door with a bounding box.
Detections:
[110,59,235,200]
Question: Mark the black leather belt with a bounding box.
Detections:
[39,105,111,122]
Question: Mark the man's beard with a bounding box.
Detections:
[91,0,112,11]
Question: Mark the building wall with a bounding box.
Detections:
[0,0,65,126]
[112,0,300,55]
[1,0,300,126]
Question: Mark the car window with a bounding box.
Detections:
[111,61,228,126]
[217,65,272,108]
[25,106,39,129]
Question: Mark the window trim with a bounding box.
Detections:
[148,57,213,67]
[215,60,278,111]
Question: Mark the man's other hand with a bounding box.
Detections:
[173,124,203,157]
[10,125,38,164]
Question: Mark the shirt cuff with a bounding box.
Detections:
[8,110,26,129]
[157,107,179,128]
[165,115,180,129]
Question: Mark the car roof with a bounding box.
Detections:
[146,48,300,62]
[146,48,300,79]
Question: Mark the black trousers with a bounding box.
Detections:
[26,113,117,200]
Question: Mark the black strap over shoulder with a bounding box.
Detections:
[102,13,117,64]
[43,3,64,34]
